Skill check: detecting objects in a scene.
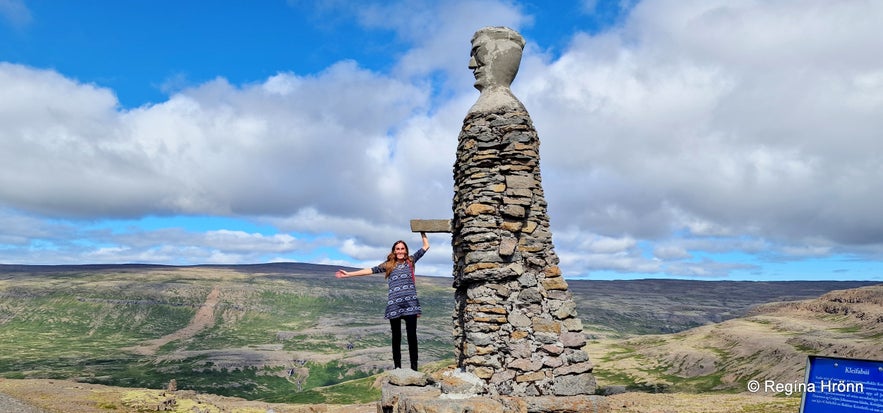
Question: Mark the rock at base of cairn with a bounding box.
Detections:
[378,369,609,413]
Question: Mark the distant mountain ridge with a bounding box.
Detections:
[0,261,337,274]
[0,263,879,403]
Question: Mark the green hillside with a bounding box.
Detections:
[590,284,883,394]
[0,264,455,403]
[0,263,877,403]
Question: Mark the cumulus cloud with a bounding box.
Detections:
[0,60,430,219]
[519,0,883,277]
[2,0,883,280]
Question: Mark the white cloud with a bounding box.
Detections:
[3,0,883,279]
[520,0,883,273]
[0,60,430,221]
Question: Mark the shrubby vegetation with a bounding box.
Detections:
[0,264,454,402]
[1,264,876,402]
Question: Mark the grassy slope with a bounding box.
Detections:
[0,264,455,403]
[0,263,879,404]
[591,284,883,395]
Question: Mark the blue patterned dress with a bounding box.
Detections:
[371,247,425,319]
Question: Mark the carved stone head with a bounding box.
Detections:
[469,26,526,92]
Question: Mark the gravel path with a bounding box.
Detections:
[0,392,47,413]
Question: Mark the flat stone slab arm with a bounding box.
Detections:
[410,219,452,233]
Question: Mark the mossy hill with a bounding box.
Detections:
[0,263,877,403]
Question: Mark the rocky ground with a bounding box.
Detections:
[0,378,800,413]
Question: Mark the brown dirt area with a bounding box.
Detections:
[0,379,375,413]
[0,378,800,413]
[125,285,221,356]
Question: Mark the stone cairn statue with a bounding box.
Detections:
[392,27,602,412]
[450,26,596,397]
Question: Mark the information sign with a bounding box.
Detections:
[801,355,883,413]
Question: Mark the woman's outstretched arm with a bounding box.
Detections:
[336,268,372,278]
[421,232,430,251]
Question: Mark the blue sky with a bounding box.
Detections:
[1,0,883,281]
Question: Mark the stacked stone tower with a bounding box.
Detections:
[451,101,596,396]
[391,28,598,409]
[445,27,596,398]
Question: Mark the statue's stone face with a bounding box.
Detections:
[469,32,523,92]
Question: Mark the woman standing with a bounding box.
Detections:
[335,232,429,371]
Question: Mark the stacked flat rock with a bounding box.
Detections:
[451,106,596,397]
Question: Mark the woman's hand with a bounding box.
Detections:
[337,268,371,278]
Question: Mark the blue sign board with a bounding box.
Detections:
[801,355,883,413]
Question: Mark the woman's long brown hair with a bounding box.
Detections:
[384,240,412,279]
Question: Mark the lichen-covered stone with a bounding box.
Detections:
[550,373,597,396]
[450,33,594,399]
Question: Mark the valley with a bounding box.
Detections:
[0,263,879,411]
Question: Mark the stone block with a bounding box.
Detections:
[505,262,525,276]
[515,371,548,383]
[400,395,507,413]
[562,317,583,332]
[565,349,590,364]
[554,361,594,376]
[550,373,597,396]
[465,355,501,368]
[532,319,561,334]
[509,341,531,359]
[517,272,537,287]
[380,381,441,409]
[464,262,501,274]
[438,369,485,395]
[510,330,529,340]
[546,290,571,300]
[465,203,496,216]
[478,305,508,315]
[544,265,562,277]
[523,220,538,233]
[499,237,517,255]
[560,331,587,348]
[500,204,526,218]
[517,287,542,303]
[507,311,532,328]
[541,344,564,355]
[554,301,577,319]
[510,358,543,372]
[542,277,569,291]
[517,242,544,253]
[466,332,494,346]
[490,369,516,385]
[525,395,609,413]
[474,366,495,379]
[410,219,452,233]
[387,368,435,386]
[535,332,559,344]
[543,356,564,368]
[465,251,503,264]
[501,221,524,232]
[502,196,532,206]
[506,175,536,189]
[505,188,533,198]
[475,345,496,355]
[487,283,511,296]
[474,315,507,323]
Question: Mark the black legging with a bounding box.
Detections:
[389,315,418,370]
